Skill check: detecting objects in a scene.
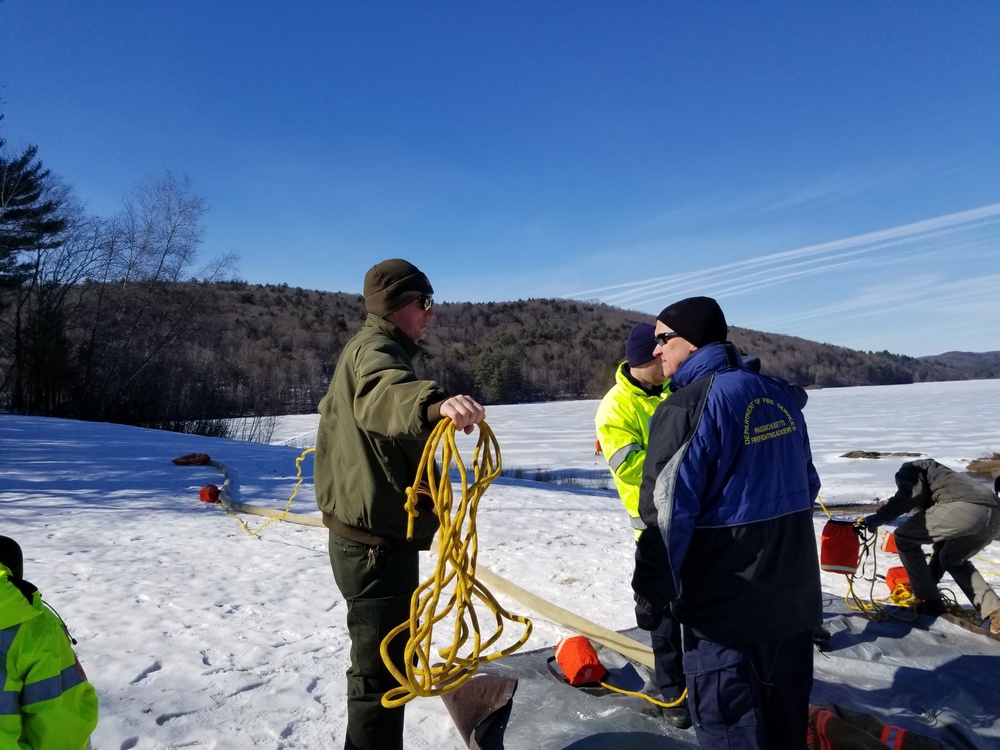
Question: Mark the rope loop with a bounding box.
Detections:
[380,418,532,708]
[214,448,315,537]
[843,522,980,624]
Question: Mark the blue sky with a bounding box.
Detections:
[1,1,998,357]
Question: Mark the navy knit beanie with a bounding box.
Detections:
[363,259,433,318]
[656,296,728,348]
[625,323,657,366]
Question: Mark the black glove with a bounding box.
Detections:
[862,513,882,532]
[633,593,664,631]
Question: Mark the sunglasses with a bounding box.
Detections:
[418,296,434,312]
[654,331,682,346]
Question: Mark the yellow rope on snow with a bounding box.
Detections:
[379,418,533,708]
[202,432,684,703]
[214,448,316,537]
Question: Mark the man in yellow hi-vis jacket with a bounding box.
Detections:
[1,535,98,750]
[595,323,689,729]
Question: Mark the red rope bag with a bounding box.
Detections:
[820,520,861,575]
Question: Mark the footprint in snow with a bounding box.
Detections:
[131,661,162,684]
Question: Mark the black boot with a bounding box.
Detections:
[915,598,946,616]
[660,700,692,730]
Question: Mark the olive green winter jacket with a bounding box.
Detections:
[1,564,98,750]
[315,314,447,548]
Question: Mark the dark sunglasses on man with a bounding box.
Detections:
[654,331,681,346]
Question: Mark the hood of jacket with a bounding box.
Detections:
[0,564,41,630]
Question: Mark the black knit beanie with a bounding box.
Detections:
[656,296,728,348]
[363,259,433,318]
[0,535,23,579]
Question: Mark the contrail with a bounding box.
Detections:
[566,203,1000,308]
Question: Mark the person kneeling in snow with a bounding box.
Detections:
[0,535,98,750]
[864,461,1000,633]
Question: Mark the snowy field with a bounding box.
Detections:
[2,378,1000,749]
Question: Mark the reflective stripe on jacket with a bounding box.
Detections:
[595,361,666,531]
[1,565,98,750]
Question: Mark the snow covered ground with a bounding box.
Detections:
[2,378,1000,749]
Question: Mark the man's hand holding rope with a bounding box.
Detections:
[429,395,486,434]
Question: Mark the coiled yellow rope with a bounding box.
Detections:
[849,524,979,624]
[379,418,533,708]
[815,499,899,620]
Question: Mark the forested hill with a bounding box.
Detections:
[418,298,998,401]
[157,282,1000,412]
[917,350,1000,378]
[6,280,999,427]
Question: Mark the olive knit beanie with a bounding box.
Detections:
[363,259,433,318]
[656,296,728,348]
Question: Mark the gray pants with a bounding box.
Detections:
[894,501,1000,618]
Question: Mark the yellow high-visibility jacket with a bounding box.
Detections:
[1,564,98,750]
[595,362,667,536]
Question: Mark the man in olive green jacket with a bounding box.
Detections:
[1,536,98,750]
[315,259,484,750]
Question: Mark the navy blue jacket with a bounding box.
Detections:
[637,342,822,642]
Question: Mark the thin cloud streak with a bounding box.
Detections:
[760,273,1000,331]
[569,204,1000,308]
[742,271,1000,356]
[633,163,916,234]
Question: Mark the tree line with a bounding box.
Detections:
[0,116,237,432]
[3,119,998,435]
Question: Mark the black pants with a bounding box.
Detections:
[648,608,685,702]
[632,528,685,700]
[329,530,419,750]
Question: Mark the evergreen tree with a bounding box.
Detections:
[0,117,73,412]
[0,118,68,299]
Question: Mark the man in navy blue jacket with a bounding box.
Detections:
[638,296,822,749]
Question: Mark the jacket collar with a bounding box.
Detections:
[619,361,663,397]
[670,341,744,392]
[366,314,424,360]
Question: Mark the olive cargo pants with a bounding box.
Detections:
[329,530,419,750]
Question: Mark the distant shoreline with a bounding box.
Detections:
[816,503,875,517]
